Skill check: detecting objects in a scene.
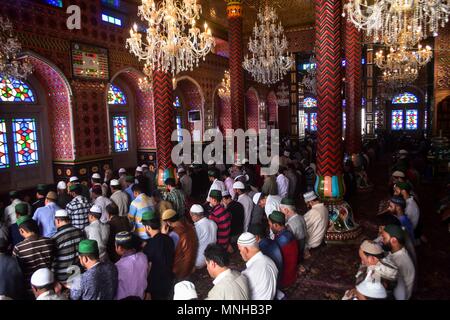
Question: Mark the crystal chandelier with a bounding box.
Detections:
[344,1,450,46]
[126,0,216,76]
[301,55,317,95]
[0,15,33,79]
[242,4,294,85]
[375,44,432,70]
[137,63,153,92]
[218,70,230,102]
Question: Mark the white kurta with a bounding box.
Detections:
[241,251,278,300]
[265,195,282,217]
[5,199,31,226]
[194,217,217,268]
[276,174,289,198]
[304,203,329,249]
[110,190,130,217]
[405,197,420,230]
[85,220,110,260]
[388,248,416,300]
[238,193,254,232]
[94,196,113,223]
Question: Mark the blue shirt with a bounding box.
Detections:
[398,215,415,241]
[259,238,283,275]
[125,185,135,201]
[33,202,60,238]
[70,262,118,300]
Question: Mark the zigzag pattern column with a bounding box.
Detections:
[314,0,361,241]
[345,17,362,155]
[152,70,175,185]
[227,0,245,130]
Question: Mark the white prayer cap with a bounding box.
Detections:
[69,176,79,183]
[177,167,186,174]
[303,191,318,202]
[233,181,245,190]
[190,204,204,214]
[391,171,405,178]
[136,166,143,172]
[398,149,409,155]
[92,173,101,180]
[173,281,198,300]
[222,190,230,197]
[356,275,387,299]
[57,181,67,190]
[237,232,257,247]
[89,204,102,215]
[141,164,148,168]
[55,209,69,218]
[252,192,262,205]
[31,268,54,287]
[119,168,126,174]
[110,179,120,186]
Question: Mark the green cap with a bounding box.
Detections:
[269,211,286,225]
[78,239,99,255]
[281,198,295,206]
[125,175,135,183]
[395,182,411,192]
[141,210,156,222]
[17,215,31,226]
[209,189,222,200]
[69,184,80,192]
[36,184,47,191]
[384,224,405,243]
[15,203,29,215]
[9,190,19,198]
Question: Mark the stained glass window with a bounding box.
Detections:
[102,13,122,26]
[392,92,418,104]
[343,111,346,130]
[391,110,404,130]
[174,96,181,108]
[176,116,183,142]
[112,116,129,152]
[424,110,428,130]
[44,0,63,7]
[12,118,39,166]
[108,84,127,105]
[304,97,317,108]
[0,119,9,169]
[0,76,35,103]
[405,109,418,130]
[310,113,318,131]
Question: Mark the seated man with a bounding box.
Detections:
[303,191,328,255]
[279,198,307,262]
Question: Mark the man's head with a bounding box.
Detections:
[268,211,286,234]
[142,210,160,236]
[91,173,102,185]
[44,191,57,207]
[388,196,406,216]
[177,167,186,177]
[252,192,266,208]
[204,244,230,279]
[164,178,176,191]
[221,190,232,207]
[149,163,155,172]
[54,209,70,228]
[393,182,411,199]
[135,166,143,176]
[391,170,406,183]
[36,184,47,199]
[375,213,402,238]
[78,240,100,269]
[9,190,20,201]
[105,203,119,221]
[152,189,162,202]
[18,217,38,239]
[88,205,102,223]
[118,168,127,177]
[161,209,179,227]
[280,198,296,217]
[208,169,219,182]
[208,190,223,207]
[237,232,259,262]
[189,204,205,223]
[247,224,266,242]
[232,181,246,196]
[115,231,135,257]
[69,184,82,197]
[303,191,319,209]
[358,240,384,266]
[91,185,103,199]
[381,224,406,252]
[110,179,121,192]
[141,164,149,172]
[30,268,55,298]
[57,181,67,194]
[15,203,29,219]
[131,183,143,198]
[126,175,135,187]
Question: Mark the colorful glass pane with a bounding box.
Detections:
[44,0,63,7]
[174,96,181,108]
[12,118,39,166]
[343,111,346,130]
[0,119,9,169]
[176,116,183,142]
[405,109,418,130]
[112,116,129,152]
[424,110,428,130]
[0,76,35,103]
[108,84,127,105]
[310,113,317,131]
[304,97,317,108]
[392,92,418,104]
[391,110,404,130]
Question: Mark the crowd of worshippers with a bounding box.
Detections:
[0,140,420,300]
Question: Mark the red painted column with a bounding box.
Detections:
[345,17,362,155]
[227,0,245,130]
[152,70,175,185]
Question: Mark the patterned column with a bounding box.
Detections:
[152,71,175,186]
[227,0,245,130]
[314,0,361,241]
[345,19,362,155]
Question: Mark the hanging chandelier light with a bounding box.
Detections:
[126,0,216,76]
[344,1,450,47]
[218,70,230,102]
[0,15,33,79]
[242,4,294,85]
[375,43,432,70]
[137,64,153,92]
[301,55,317,95]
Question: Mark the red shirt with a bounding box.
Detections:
[275,229,298,288]
[208,204,231,248]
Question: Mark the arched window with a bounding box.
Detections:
[392,92,418,105]
[108,84,127,105]
[390,92,420,131]
[0,76,40,169]
[108,83,129,153]
[303,97,317,108]
[300,96,318,132]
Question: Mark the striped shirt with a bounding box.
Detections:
[13,235,54,284]
[128,193,155,240]
[208,204,231,248]
[66,195,91,230]
[51,224,84,282]
[164,188,185,218]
